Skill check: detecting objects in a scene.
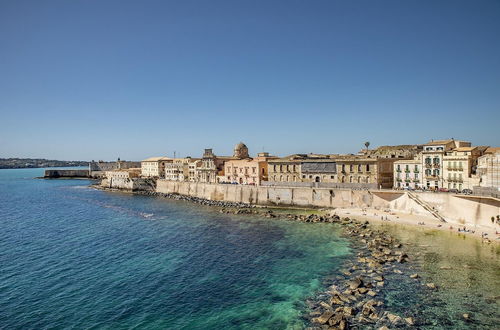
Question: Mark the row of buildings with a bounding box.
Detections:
[104,140,500,193]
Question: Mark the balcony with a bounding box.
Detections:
[425,175,439,180]
[396,178,402,182]
[425,163,432,168]
[405,179,411,183]
[432,164,440,168]
[414,169,420,173]
[413,179,420,183]
[396,168,401,172]
[447,167,464,171]
[404,169,410,173]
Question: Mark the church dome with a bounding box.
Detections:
[233,142,249,159]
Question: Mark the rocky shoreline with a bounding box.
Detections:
[95,185,443,328]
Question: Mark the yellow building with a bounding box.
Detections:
[442,146,487,191]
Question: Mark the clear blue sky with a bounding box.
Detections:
[1,0,499,161]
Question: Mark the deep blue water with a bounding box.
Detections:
[0,169,351,329]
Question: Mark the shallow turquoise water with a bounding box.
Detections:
[0,169,351,329]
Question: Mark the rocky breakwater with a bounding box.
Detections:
[219,209,433,329]
[306,218,431,329]
[132,190,256,209]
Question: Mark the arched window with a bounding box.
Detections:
[366,164,370,171]
[358,164,362,172]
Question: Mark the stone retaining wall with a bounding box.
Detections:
[155,180,500,229]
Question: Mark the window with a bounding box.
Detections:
[366,164,370,171]
[302,175,306,178]
[425,158,431,164]
[358,164,362,172]
[350,165,353,172]
[331,175,334,179]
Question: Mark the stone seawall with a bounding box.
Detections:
[101,177,155,192]
[44,169,89,178]
[156,180,500,229]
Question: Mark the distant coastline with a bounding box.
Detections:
[0,158,88,169]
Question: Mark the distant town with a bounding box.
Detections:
[85,139,499,197]
[0,158,88,169]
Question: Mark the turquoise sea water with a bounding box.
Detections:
[0,169,351,329]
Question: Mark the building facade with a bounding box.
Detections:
[300,161,338,183]
[141,157,172,178]
[105,168,141,181]
[164,158,199,181]
[421,139,471,189]
[267,154,308,183]
[476,148,500,192]
[442,147,486,191]
[223,152,278,185]
[195,143,250,183]
[393,158,422,189]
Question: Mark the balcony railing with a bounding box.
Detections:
[396,168,401,172]
[433,164,440,168]
[425,175,439,180]
[404,169,410,173]
[425,163,432,168]
[447,167,464,171]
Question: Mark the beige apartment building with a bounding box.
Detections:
[330,156,397,188]
[442,146,487,191]
[141,157,172,178]
[164,157,199,181]
[421,139,471,189]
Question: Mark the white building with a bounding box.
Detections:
[393,157,422,189]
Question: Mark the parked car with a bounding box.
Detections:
[438,188,449,192]
[462,189,473,195]
[449,188,459,194]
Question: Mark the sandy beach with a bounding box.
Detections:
[332,207,500,243]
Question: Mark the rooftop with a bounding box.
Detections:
[141,156,171,162]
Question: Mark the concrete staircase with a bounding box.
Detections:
[407,191,447,222]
